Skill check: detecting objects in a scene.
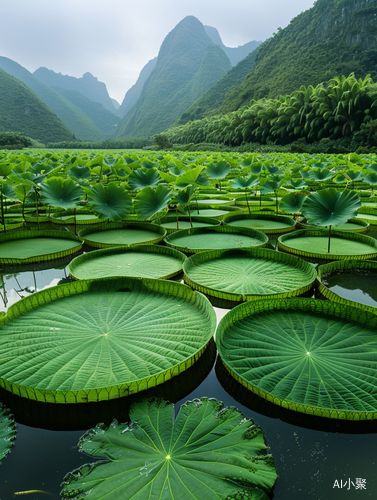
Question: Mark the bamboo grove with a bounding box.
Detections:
[167,74,377,147]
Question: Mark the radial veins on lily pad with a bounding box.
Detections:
[61,398,277,500]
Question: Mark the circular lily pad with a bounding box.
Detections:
[154,216,220,234]
[278,229,377,261]
[185,205,243,220]
[0,278,216,403]
[317,259,377,314]
[224,214,296,234]
[51,210,100,225]
[0,230,82,264]
[79,222,166,249]
[183,248,316,306]
[216,298,377,420]
[68,245,186,280]
[165,226,268,254]
[196,197,235,206]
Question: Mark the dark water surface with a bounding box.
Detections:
[0,248,377,500]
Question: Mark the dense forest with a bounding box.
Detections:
[166,73,377,151]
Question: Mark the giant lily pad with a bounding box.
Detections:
[0,230,82,264]
[224,214,296,234]
[278,229,377,261]
[154,216,220,234]
[183,248,316,306]
[0,278,216,403]
[317,259,377,314]
[216,298,377,420]
[165,226,268,254]
[79,222,166,249]
[61,398,277,500]
[0,403,16,463]
[68,245,186,280]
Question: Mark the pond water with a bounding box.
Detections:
[0,242,377,499]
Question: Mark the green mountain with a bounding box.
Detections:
[0,68,75,143]
[175,45,261,125]
[218,0,377,114]
[118,58,157,117]
[0,57,103,141]
[204,25,261,66]
[115,16,232,138]
[49,86,120,135]
[34,68,117,113]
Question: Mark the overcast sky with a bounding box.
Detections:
[1,0,315,104]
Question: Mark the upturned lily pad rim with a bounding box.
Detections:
[78,221,167,249]
[68,244,187,281]
[278,229,377,261]
[223,213,297,234]
[152,215,220,233]
[165,225,269,254]
[299,217,369,233]
[0,277,217,404]
[183,248,316,305]
[356,207,377,225]
[186,204,244,220]
[0,230,82,264]
[216,297,377,420]
[317,259,377,315]
[50,209,100,225]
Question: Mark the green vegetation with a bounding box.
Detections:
[0,132,32,149]
[116,16,232,138]
[0,57,104,141]
[0,69,75,144]
[33,68,117,113]
[218,0,377,114]
[61,398,277,499]
[176,45,261,125]
[167,73,377,149]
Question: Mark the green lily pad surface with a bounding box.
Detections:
[0,278,216,403]
[224,214,295,234]
[184,249,316,304]
[0,230,82,264]
[61,398,277,500]
[185,206,242,219]
[0,403,16,463]
[68,245,186,280]
[216,298,377,419]
[155,216,220,233]
[279,230,377,260]
[165,226,268,254]
[79,222,166,249]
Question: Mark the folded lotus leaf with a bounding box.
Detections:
[60,398,277,500]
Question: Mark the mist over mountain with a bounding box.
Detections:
[118,58,157,117]
[204,25,261,66]
[0,57,103,141]
[33,68,117,113]
[116,16,233,137]
[0,68,75,143]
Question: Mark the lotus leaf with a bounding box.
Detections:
[40,177,84,209]
[88,183,132,221]
[135,185,172,220]
[301,189,361,227]
[60,398,277,500]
